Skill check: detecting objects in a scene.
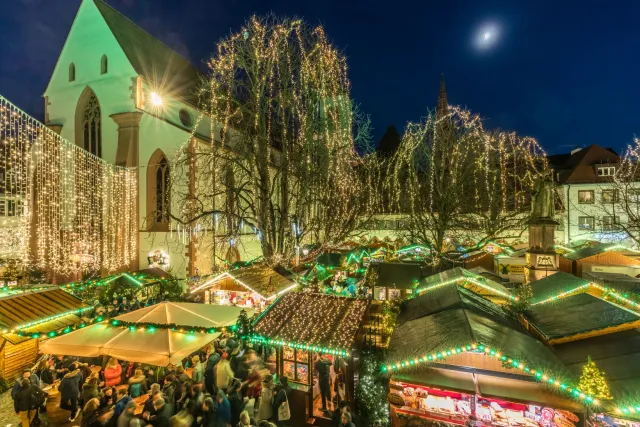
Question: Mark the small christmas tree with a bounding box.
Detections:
[578,356,612,400]
[235,309,254,339]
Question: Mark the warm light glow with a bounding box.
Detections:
[151,91,163,106]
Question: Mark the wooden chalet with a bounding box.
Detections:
[385,285,583,427]
[252,292,371,425]
[560,243,640,277]
[190,265,297,305]
[0,287,89,380]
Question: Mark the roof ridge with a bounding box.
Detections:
[92,0,198,69]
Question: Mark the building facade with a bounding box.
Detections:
[550,144,634,246]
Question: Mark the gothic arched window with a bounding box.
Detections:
[155,156,170,224]
[81,92,102,158]
[100,55,108,74]
[69,63,76,82]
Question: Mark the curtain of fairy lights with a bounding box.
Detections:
[0,95,137,274]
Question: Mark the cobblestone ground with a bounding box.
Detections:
[0,389,80,427]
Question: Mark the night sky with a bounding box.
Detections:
[1,0,640,155]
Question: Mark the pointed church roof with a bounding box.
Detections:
[93,0,205,104]
[436,74,449,118]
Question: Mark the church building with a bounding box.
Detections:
[41,0,262,279]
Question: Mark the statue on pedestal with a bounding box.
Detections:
[531,171,556,220]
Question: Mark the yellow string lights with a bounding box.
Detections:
[386,105,548,264]
[170,16,381,266]
[253,292,369,353]
[0,96,137,275]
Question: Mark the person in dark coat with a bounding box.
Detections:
[14,379,38,427]
[201,397,216,427]
[100,386,117,409]
[314,354,332,411]
[59,364,83,421]
[81,398,104,427]
[204,351,220,395]
[228,380,247,426]
[150,398,172,427]
[272,377,291,427]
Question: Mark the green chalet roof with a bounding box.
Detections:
[563,242,616,261]
[526,293,640,341]
[94,0,205,104]
[417,267,513,301]
[528,272,590,304]
[369,262,425,289]
[554,330,640,404]
[387,286,570,379]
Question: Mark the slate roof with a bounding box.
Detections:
[94,0,205,104]
[526,293,639,340]
[253,293,369,350]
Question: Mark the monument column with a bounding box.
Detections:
[525,173,560,283]
[111,112,143,272]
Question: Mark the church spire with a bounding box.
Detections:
[436,74,448,118]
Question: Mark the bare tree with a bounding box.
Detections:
[387,107,547,263]
[169,16,379,267]
[587,139,640,246]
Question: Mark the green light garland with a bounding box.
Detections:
[382,342,599,405]
[414,276,516,301]
[250,335,349,357]
[4,306,94,334]
[395,245,430,255]
[531,282,640,310]
[108,319,224,335]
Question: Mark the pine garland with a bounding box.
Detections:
[108,319,223,334]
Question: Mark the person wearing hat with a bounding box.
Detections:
[117,400,137,427]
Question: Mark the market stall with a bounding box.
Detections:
[252,293,370,425]
[389,368,583,427]
[385,285,588,427]
[0,287,90,379]
[39,302,249,366]
[189,265,297,307]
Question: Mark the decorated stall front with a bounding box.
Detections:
[40,302,249,366]
[367,262,427,300]
[384,285,588,427]
[189,265,297,308]
[0,287,90,379]
[252,292,370,425]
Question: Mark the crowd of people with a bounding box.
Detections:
[9,335,363,427]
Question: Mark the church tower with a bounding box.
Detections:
[524,173,560,283]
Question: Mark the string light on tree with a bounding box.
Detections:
[578,356,612,400]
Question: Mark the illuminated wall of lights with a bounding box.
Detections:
[0,96,137,274]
